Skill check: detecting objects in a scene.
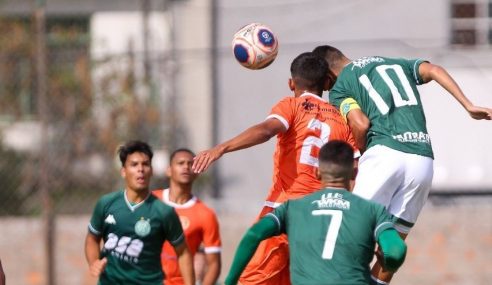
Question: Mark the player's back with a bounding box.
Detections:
[272,188,393,285]
[329,56,433,158]
[265,93,358,205]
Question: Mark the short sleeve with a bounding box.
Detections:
[404,58,428,85]
[88,198,105,236]
[327,86,348,110]
[164,208,185,247]
[266,97,295,131]
[201,210,222,254]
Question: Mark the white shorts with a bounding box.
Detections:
[353,145,434,234]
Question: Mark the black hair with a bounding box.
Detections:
[290,52,328,93]
[118,140,154,166]
[169,148,195,164]
[318,140,354,179]
[312,45,345,71]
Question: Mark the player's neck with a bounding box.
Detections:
[125,188,150,203]
[334,58,352,75]
[321,180,350,191]
[294,90,322,98]
[168,183,193,204]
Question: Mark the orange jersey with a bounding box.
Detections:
[264,92,360,206]
[152,189,221,285]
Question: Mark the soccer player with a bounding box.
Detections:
[193,52,360,285]
[84,140,195,285]
[224,140,407,285]
[312,45,492,284]
[153,148,221,285]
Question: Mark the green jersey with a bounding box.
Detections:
[88,190,185,285]
[329,56,434,158]
[269,188,393,285]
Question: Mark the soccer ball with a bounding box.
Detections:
[232,23,278,70]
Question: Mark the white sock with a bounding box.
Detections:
[371,275,389,285]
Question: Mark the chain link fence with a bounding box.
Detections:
[0,7,184,217]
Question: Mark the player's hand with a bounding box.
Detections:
[89,257,107,277]
[192,147,223,173]
[467,105,492,120]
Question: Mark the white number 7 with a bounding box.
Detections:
[312,209,343,259]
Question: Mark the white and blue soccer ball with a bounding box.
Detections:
[232,23,278,70]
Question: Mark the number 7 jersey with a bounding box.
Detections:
[329,56,434,158]
[268,188,394,285]
[265,93,360,206]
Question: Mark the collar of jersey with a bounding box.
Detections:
[124,190,150,212]
[162,188,197,209]
[300,92,327,102]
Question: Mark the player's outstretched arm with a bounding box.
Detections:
[84,232,107,277]
[419,62,492,120]
[376,229,407,272]
[175,242,196,285]
[224,217,279,285]
[192,118,286,173]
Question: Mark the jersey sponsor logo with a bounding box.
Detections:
[312,193,350,210]
[104,233,144,264]
[302,99,316,111]
[135,217,151,237]
[392,131,430,144]
[352,56,385,69]
[104,214,116,225]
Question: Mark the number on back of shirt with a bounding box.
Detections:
[299,119,331,167]
[358,64,418,115]
[312,209,343,259]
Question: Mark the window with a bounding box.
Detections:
[0,16,90,120]
[450,0,492,46]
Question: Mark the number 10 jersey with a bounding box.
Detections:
[329,56,434,158]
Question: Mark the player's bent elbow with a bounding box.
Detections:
[378,229,407,272]
[383,243,407,272]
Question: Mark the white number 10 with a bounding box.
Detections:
[312,209,343,260]
[358,64,418,115]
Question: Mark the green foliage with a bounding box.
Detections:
[0,15,172,215]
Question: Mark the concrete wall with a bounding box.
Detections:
[0,200,490,285]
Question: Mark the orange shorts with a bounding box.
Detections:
[239,207,291,285]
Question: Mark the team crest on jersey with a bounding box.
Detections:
[135,217,151,237]
[179,216,190,230]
